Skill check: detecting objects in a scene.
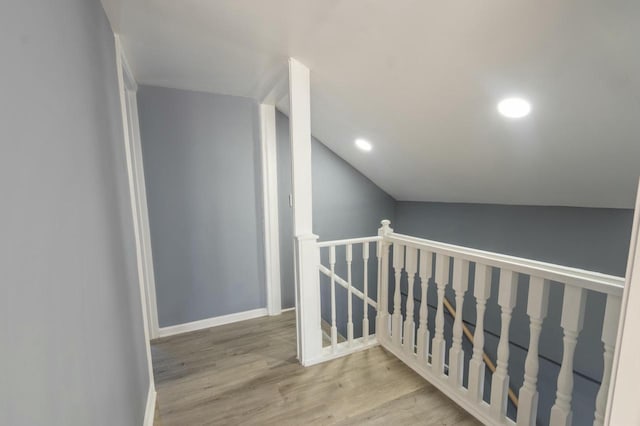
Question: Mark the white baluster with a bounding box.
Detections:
[449,258,469,388]
[363,242,370,342]
[550,284,587,426]
[403,246,418,356]
[517,277,550,426]
[376,220,392,342]
[330,245,337,351]
[468,263,492,402]
[550,285,587,426]
[431,253,450,376]
[417,249,433,364]
[593,294,622,426]
[391,243,405,346]
[346,243,354,345]
[490,269,518,421]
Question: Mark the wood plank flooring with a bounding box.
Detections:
[151,311,480,426]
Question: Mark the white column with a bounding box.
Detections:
[517,277,550,426]
[376,220,392,342]
[416,249,433,364]
[289,58,322,365]
[449,258,469,388]
[391,243,405,346]
[431,253,450,376]
[490,269,518,421]
[403,246,418,356]
[593,294,621,426]
[550,285,587,426]
[468,263,492,403]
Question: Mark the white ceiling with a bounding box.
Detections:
[102,0,640,208]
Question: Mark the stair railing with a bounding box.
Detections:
[314,235,382,361]
[311,220,624,426]
[375,220,624,426]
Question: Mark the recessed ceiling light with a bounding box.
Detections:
[497,97,531,118]
[355,138,372,152]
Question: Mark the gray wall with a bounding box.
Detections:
[395,202,633,276]
[137,86,265,327]
[0,1,150,425]
[275,111,396,318]
[394,201,633,424]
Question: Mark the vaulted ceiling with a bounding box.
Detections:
[102,0,640,208]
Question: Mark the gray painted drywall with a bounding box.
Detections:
[0,1,150,425]
[394,201,633,424]
[395,202,632,276]
[137,86,266,327]
[275,110,396,327]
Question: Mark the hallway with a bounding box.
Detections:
[151,312,480,425]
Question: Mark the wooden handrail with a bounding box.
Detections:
[442,296,519,408]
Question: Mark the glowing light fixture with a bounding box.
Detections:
[355,138,373,152]
[497,97,531,118]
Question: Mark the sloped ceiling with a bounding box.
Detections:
[102,0,640,208]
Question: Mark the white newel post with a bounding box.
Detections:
[376,220,392,342]
[289,58,322,365]
[517,277,550,426]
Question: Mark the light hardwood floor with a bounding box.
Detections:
[151,311,480,426]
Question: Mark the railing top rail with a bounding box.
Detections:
[387,232,625,296]
[317,235,382,248]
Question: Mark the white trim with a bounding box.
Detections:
[114,33,156,396]
[120,48,137,92]
[115,36,160,339]
[257,64,289,105]
[143,383,157,426]
[259,104,282,316]
[281,307,296,313]
[126,90,160,338]
[156,308,268,339]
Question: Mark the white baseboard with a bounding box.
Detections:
[156,308,268,338]
[281,307,296,313]
[143,383,156,426]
